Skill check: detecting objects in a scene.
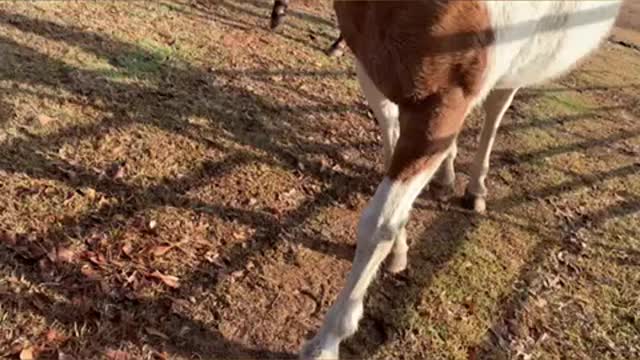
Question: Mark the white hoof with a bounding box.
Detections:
[462,190,487,214]
[299,337,340,360]
[387,251,407,273]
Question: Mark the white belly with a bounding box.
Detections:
[485,0,622,89]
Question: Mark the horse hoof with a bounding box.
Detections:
[325,46,344,57]
[462,190,486,214]
[300,339,339,360]
[270,15,285,30]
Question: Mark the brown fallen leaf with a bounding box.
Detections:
[149,350,168,360]
[149,270,180,289]
[224,270,245,284]
[105,349,129,360]
[145,327,170,340]
[37,114,55,126]
[121,243,133,257]
[151,245,172,257]
[148,220,158,230]
[85,188,98,200]
[20,345,34,360]
[232,230,247,241]
[45,329,69,344]
[86,251,107,267]
[204,250,222,266]
[124,270,138,286]
[80,264,100,281]
[56,247,76,263]
[58,351,75,360]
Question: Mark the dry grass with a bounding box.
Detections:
[0,1,638,359]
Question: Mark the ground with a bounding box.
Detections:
[0,1,638,359]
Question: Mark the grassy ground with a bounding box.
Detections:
[0,1,638,359]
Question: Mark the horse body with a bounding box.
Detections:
[301,1,622,359]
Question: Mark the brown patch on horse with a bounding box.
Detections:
[388,88,469,180]
[334,0,494,180]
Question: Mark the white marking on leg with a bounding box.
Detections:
[355,61,399,172]
[386,226,407,273]
[354,61,407,273]
[466,88,518,212]
[300,150,450,359]
[433,140,458,188]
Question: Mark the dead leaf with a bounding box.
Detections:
[535,297,548,308]
[227,270,244,283]
[105,349,129,360]
[58,351,75,360]
[80,264,100,280]
[148,220,158,230]
[145,327,170,340]
[204,250,222,265]
[37,114,55,126]
[150,351,168,360]
[149,270,180,289]
[20,345,34,360]
[45,329,68,344]
[84,188,97,200]
[151,245,172,257]
[232,230,247,241]
[86,251,106,266]
[536,332,549,345]
[557,251,567,263]
[121,243,133,257]
[56,247,75,263]
[85,232,107,247]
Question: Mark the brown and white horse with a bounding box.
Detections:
[300,1,623,359]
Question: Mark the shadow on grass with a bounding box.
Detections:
[0,9,371,359]
[152,0,338,53]
[473,190,640,359]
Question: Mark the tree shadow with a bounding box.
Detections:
[156,0,338,52]
[0,9,375,358]
[472,190,640,358]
